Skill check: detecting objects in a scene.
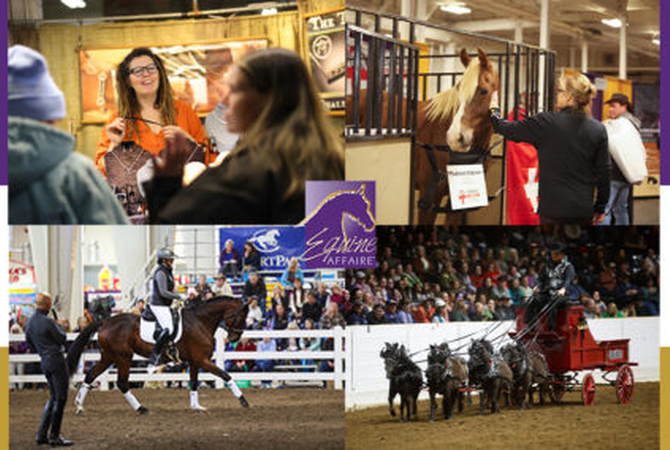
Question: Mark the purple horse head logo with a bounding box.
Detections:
[303,181,376,269]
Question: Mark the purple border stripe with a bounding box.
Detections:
[1,5,8,185]
[662,0,669,185]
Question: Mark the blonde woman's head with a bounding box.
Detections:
[556,74,596,114]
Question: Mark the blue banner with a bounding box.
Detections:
[218,227,305,271]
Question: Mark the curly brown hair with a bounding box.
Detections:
[115,47,176,140]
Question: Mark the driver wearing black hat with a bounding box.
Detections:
[527,242,576,330]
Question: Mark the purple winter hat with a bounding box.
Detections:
[8,45,66,121]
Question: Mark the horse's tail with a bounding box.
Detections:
[66,320,103,377]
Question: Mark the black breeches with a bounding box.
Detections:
[37,356,69,439]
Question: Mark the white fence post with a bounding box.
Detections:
[333,326,343,389]
[214,328,225,389]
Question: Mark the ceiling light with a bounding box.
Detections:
[440,3,472,15]
[60,0,86,8]
[261,8,278,15]
[601,18,622,28]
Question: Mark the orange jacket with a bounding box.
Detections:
[95,99,208,176]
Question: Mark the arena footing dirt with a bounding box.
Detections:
[11,387,343,449]
[346,382,658,450]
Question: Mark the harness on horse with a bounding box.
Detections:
[417,139,503,213]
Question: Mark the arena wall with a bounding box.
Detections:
[344,318,660,411]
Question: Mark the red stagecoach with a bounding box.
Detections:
[509,304,635,406]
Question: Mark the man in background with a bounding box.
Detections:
[602,93,642,225]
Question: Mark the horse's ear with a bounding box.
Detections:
[460,48,471,67]
[460,48,471,68]
[477,47,490,70]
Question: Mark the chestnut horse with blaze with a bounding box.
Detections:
[347,48,499,225]
[70,296,250,414]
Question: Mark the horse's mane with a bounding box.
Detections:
[425,57,482,123]
[191,295,242,317]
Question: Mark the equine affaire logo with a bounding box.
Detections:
[303,181,376,269]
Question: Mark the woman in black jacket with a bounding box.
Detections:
[490,73,610,225]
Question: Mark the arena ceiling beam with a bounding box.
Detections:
[447,0,658,61]
[451,18,535,33]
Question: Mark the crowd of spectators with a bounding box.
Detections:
[344,226,659,325]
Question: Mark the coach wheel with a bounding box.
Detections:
[581,373,596,406]
[549,381,565,405]
[616,365,634,404]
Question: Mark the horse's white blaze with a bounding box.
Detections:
[446,103,473,152]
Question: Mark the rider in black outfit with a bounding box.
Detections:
[527,242,576,330]
[148,247,181,368]
[24,292,73,447]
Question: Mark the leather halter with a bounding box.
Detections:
[417,138,502,213]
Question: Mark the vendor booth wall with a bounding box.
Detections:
[33,12,303,161]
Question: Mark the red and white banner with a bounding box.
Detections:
[505,108,540,225]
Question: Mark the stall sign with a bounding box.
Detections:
[447,164,489,210]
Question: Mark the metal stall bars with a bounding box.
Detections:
[347,6,556,224]
[346,25,420,139]
[345,23,420,223]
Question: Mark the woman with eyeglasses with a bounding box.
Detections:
[95,47,208,176]
[143,48,344,224]
[489,73,611,225]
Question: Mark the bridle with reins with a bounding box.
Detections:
[219,300,249,337]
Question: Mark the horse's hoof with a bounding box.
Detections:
[74,406,84,416]
[137,406,149,415]
[191,405,208,412]
[239,396,249,408]
[390,410,396,417]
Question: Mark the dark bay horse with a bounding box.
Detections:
[380,342,423,421]
[467,338,513,415]
[501,342,550,408]
[72,296,249,414]
[346,48,499,225]
[425,343,468,422]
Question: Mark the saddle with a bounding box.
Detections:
[140,305,183,344]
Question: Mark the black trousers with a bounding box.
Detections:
[37,354,69,440]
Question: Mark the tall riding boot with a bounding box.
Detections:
[149,328,171,366]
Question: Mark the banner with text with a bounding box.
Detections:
[218,227,305,271]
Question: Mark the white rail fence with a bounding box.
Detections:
[9,328,347,389]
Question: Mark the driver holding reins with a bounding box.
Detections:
[147,247,181,370]
[528,241,576,330]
